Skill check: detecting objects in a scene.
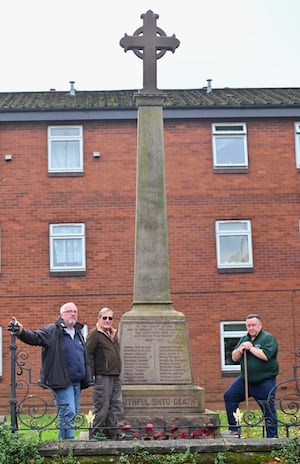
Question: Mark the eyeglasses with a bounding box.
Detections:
[102,316,113,321]
[63,310,78,314]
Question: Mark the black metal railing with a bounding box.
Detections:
[7,321,300,440]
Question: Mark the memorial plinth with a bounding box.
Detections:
[120,311,209,427]
[119,11,218,431]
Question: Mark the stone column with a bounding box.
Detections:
[119,93,216,429]
[133,94,172,310]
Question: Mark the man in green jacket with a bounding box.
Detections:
[222,314,279,438]
[86,307,124,439]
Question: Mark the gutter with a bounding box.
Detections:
[1,106,300,122]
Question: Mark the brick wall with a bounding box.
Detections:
[0,117,299,413]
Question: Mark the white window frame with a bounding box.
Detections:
[212,123,248,169]
[215,220,253,269]
[48,126,83,173]
[294,122,300,169]
[220,321,246,372]
[49,223,86,272]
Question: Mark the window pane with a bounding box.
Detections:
[50,223,85,272]
[53,238,83,267]
[52,225,83,235]
[48,125,83,173]
[224,337,241,366]
[220,321,246,372]
[223,323,246,332]
[50,127,81,137]
[214,125,244,132]
[215,137,245,165]
[51,140,80,169]
[219,235,249,264]
[218,222,248,232]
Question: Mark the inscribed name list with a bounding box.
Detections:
[121,321,192,384]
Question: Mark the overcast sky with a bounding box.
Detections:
[1,0,299,92]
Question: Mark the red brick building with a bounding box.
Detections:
[0,86,299,413]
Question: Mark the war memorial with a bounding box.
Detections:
[117,10,217,432]
[6,10,299,464]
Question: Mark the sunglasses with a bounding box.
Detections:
[102,316,113,321]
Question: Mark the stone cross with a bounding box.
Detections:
[118,11,212,429]
[120,10,180,92]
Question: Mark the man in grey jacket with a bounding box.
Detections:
[12,302,93,440]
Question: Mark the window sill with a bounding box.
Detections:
[214,167,248,174]
[48,172,84,177]
[50,271,86,277]
[222,371,240,377]
[218,267,253,274]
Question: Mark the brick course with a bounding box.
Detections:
[0,117,299,413]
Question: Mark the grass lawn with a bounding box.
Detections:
[218,410,299,439]
[4,410,299,441]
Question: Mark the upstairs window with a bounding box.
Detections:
[220,321,246,373]
[295,122,300,169]
[212,123,248,171]
[48,126,83,174]
[50,223,86,274]
[215,220,253,271]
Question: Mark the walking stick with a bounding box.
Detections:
[244,350,250,438]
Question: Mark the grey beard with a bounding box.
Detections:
[66,321,76,328]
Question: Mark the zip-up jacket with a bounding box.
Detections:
[17,317,93,390]
[86,325,121,377]
[235,329,279,384]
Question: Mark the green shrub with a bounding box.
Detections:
[271,438,300,464]
[119,445,201,464]
[0,425,80,464]
[214,451,227,464]
[51,449,80,464]
[0,425,44,464]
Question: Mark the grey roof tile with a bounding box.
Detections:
[0,88,300,111]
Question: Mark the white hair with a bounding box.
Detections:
[98,307,114,318]
[60,302,77,315]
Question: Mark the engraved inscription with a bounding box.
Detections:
[121,321,192,384]
[123,396,199,408]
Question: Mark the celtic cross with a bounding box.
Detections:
[120,10,180,92]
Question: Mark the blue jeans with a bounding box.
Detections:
[55,384,81,440]
[224,376,278,438]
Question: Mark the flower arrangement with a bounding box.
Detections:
[118,423,218,441]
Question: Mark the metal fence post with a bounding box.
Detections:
[7,319,20,433]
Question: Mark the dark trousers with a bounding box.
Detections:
[92,374,124,438]
[224,376,278,438]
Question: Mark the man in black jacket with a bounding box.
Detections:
[12,302,93,440]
